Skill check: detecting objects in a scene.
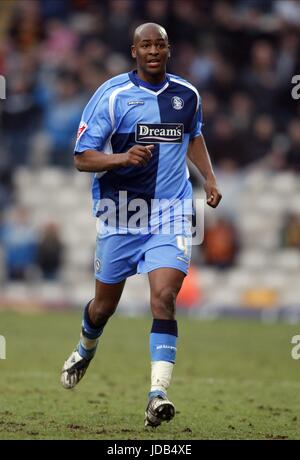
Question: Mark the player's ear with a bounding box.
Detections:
[167,44,171,59]
[131,45,136,59]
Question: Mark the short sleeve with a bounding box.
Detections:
[190,100,202,139]
[74,89,113,154]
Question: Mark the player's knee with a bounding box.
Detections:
[90,299,117,325]
[151,286,177,319]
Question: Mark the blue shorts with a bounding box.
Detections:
[94,223,192,284]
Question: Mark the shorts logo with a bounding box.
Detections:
[135,123,184,144]
[171,96,184,110]
[95,258,101,273]
[77,121,88,140]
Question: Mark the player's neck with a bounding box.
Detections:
[136,69,167,86]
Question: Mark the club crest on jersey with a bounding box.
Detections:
[136,123,184,144]
[171,96,184,110]
[77,121,88,140]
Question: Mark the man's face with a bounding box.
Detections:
[131,27,170,79]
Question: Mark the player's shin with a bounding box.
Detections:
[77,300,106,360]
[149,319,177,400]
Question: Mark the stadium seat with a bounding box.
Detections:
[272,250,300,271]
[10,167,300,314]
[237,249,269,270]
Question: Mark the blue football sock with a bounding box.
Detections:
[77,300,106,360]
[149,319,178,400]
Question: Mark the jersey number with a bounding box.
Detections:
[176,236,189,256]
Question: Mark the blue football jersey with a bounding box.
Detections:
[75,70,202,227]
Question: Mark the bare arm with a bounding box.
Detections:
[74,144,154,172]
[188,134,222,208]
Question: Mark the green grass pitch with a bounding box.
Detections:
[0,311,299,440]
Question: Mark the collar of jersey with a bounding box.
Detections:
[128,70,169,95]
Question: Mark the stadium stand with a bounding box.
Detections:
[0,0,299,319]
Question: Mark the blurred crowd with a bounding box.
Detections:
[0,0,299,172]
[0,0,300,287]
[0,206,64,282]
